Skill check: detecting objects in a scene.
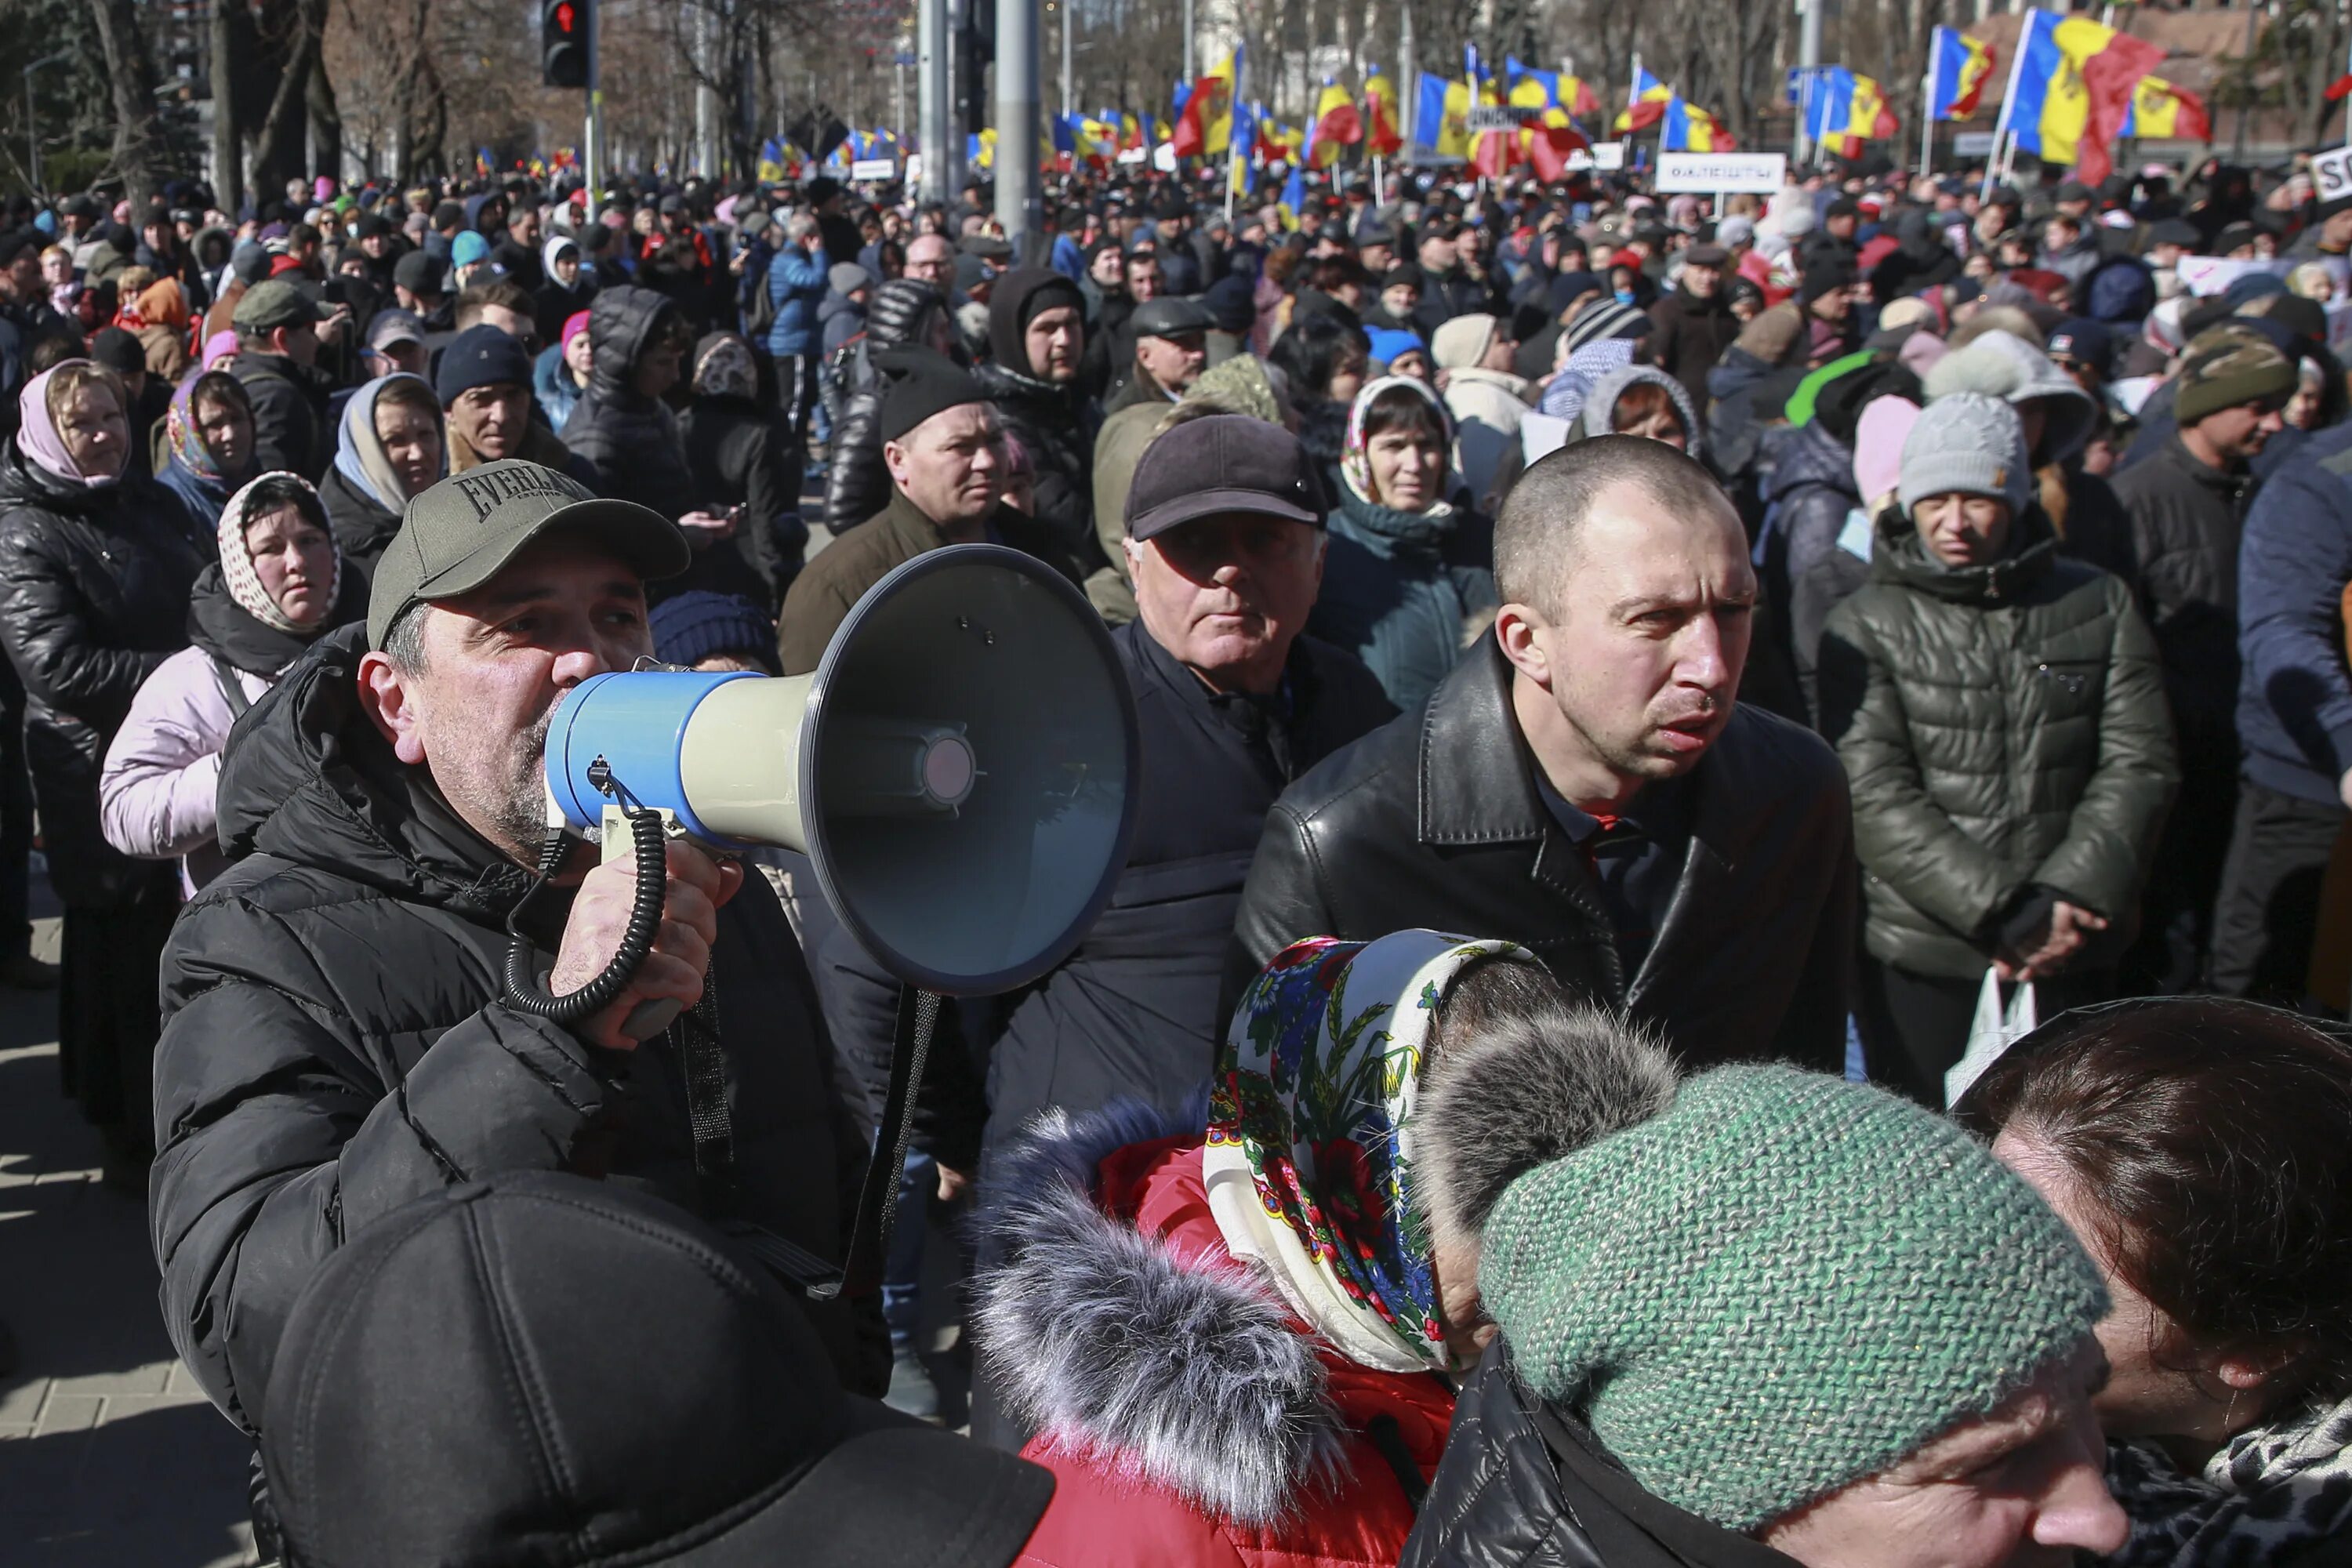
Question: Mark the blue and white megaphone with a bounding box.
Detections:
[525,543,1141,1006]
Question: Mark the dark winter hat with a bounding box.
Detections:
[368,459,688,648]
[394,249,448,296]
[2055,180,2096,204]
[826,261,870,297]
[2173,324,2297,426]
[233,278,324,332]
[1799,258,1857,308]
[1126,414,1324,539]
[434,324,535,405]
[2045,317,2114,375]
[230,241,273,285]
[2145,217,2200,249]
[260,1173,1053,1568]
[873,345,990,443]
[650,590,776,671]
[1203,273,1256,332]
[88,326,145,379]
[0,227,41,269]
[986,267,1083,375]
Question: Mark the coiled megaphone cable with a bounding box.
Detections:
[503,759,670,1025]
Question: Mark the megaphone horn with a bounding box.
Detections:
[536,543,1142,998]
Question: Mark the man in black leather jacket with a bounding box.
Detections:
[1230,436,1856,1073]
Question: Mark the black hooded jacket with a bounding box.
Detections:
[1400,1345,1803,1568]
[822,279,949,536]
[975,268,1103,582]
[0,441,205,905]
[563,286,695,518]
[148,626,882,1433]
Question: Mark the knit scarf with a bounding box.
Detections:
[2104,1394,2352,1567]
[1204,930,1530,1375]
[216,471,340,636]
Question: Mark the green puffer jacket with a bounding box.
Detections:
[1819,503,2179,978]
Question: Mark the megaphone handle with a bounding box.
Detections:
[503,807,672,1028]
[622,999,685,1037]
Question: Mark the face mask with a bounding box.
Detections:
[1615,288,1636,306]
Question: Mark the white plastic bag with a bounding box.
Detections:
[1944,968,2038,1109]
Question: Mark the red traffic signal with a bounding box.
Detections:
[543,0,589,89]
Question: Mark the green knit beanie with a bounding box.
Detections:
[1479,1063,2107,1534]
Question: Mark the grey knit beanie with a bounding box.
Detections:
[1896,391,2031,518]
[1481,1064,2107,1534]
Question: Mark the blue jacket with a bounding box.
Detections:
[2238,423,2352,805]
[1308,483,1497,712]
[1050,233,1086,282]
[532,343,586,433]
[764,245,829,358]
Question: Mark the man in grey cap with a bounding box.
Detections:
[149,458,886,1446]
[1102,295,1210,419]
[361,307,428,379]
[231,277,337,481]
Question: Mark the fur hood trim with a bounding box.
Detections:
[971,1095,1345,1528]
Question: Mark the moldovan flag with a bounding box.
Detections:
[1616,67,1671,132]
[1414,71,1472,156]
[1173,49,1239,158]
[1308,79,1362,167]
[1363,66,1403,155]
[2008,9,2207,176]
[1662,97,1733,152]
[1507,59,1600,118]
[1928,27,1995,119]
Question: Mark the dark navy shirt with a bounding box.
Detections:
[1534,769,1697,982]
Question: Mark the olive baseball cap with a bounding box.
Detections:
[233,278,325,332]
[367,459,691,648]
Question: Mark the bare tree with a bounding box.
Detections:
[85,0,168,208]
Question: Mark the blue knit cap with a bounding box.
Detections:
[649,590,775,672]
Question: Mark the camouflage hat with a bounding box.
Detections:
[2173,325,2297,426]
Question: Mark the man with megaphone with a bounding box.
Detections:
[147,459,887,1465]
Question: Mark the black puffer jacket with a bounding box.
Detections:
[231,351,332,482]
[821,279,947,536]
[563,286,695,518]
[978,269,1102,581]
[0,441,205,905]
[1818,506,2178,978]
[1400,1344,1802,1568]
[148,626,881,1432]
[1756,420,1869,728]
[1229,637,1857,1073]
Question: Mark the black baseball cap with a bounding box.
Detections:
[261,1173,1054,1567]
[1126,415,1326,539]
[366,459,688,647]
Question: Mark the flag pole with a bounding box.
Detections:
[1980,13,2034,201]
[1225,53,1244,220]
[1918,69,1935,179]
[1623,45,1641,165]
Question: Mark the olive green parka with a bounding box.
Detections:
[1819,503,2179,978]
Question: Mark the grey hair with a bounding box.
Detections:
[1414,970,1679,1264]
[785,212,821,243]
[379,597,430,674]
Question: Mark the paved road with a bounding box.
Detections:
[0,916,256,1568]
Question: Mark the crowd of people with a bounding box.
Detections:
[2,146,2352,1567]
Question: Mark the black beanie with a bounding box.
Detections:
[1800,259,1857,309]
[875,346,989,442]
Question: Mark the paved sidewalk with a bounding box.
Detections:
[0,918,256,1568]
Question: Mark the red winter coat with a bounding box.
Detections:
[977,1104,1457,1568]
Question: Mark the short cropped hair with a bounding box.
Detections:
[1494,435,1733,615]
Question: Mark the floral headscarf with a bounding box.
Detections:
[164,370,243,485]
[1339,374,1456,510]
[1205,929,1532,1374]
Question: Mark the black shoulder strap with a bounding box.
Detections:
[209,652,252,720]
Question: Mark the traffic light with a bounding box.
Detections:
[542,0,590,89]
